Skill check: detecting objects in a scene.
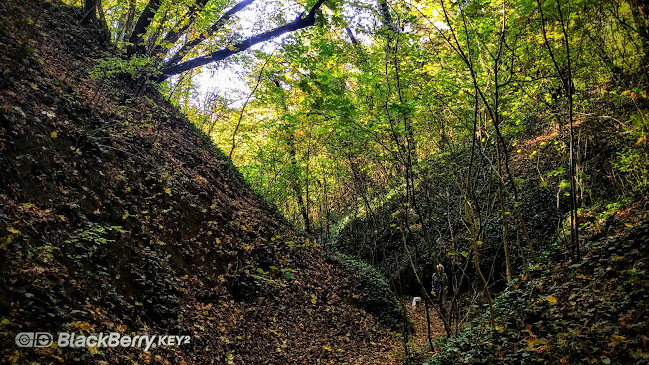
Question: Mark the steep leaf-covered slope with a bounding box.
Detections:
[0,1,401,363]
[430,199,649,364]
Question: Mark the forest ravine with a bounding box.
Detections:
[1,0,649,364]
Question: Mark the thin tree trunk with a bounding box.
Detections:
[556,0,579,259]
[96,0,111,43]
[121,0,137,43]
[273,80,312,234]
[538,0,580,259]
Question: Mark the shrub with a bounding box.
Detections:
[327,250,405,330]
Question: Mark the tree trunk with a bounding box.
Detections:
[127,0,162,57]
[82,0,98,24]
[151,0,211,58]
[273,80,312,234]
[121,0,137,43]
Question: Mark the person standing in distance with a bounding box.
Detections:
[432,264,449,313]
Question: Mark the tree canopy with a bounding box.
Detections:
[73,0,649,361]
[82,0,331,79]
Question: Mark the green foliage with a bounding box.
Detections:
[431,210,649,364]
[327,250,404,330]
[614,144,649,194]
[247,264,295,288]
[63,224,128,260]
[90,56,159,81]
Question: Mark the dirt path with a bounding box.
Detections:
[404,298,447,357]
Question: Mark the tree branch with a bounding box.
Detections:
[162,0,256,69]
[153,0,210,57]
[159,0,327,80]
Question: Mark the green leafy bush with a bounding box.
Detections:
[90,56,159,81]
[327,250,405,330]
[614,145,649,194]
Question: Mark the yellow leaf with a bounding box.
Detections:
[165,188,171,194]
[7,350,20,364]
[50,131,58,138]
[8,228,21,235]
[609,335,626,347]
[3,237,13,250]
[116,324,127,332]
[227,45,236,51]
[323,345,332,351]
[71,321,93,331]
[311,294,317,304]
[546,295,558,305]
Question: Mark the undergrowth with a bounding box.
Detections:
[428,199,649,364]
[326,250,405,330]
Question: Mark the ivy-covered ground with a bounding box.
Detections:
[430,198,649,364]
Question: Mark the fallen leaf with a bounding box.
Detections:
[609,335,626,347]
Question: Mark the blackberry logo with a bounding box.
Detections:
[15,332,53,347]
